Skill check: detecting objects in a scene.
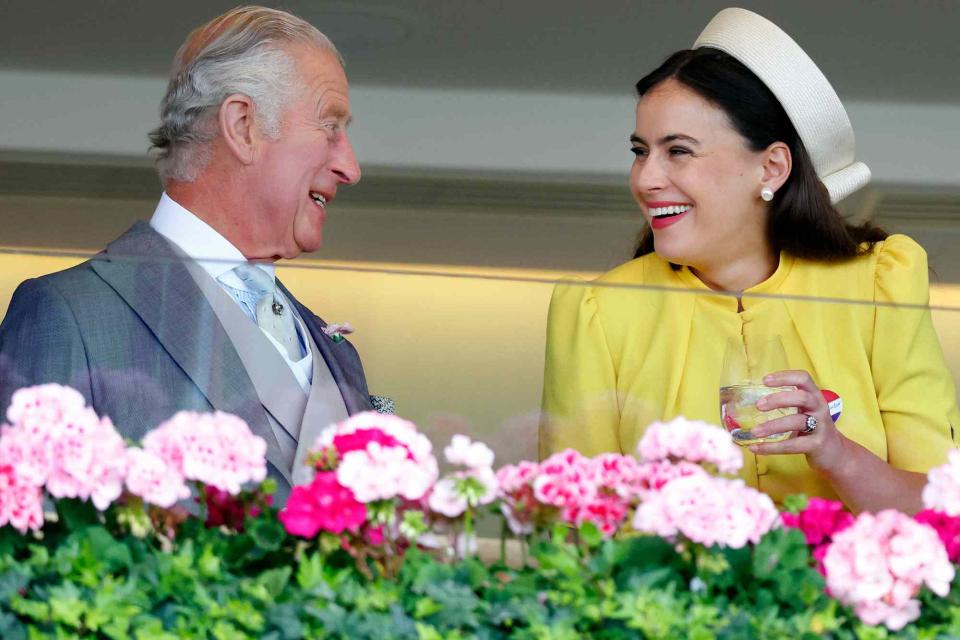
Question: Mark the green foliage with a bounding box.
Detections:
[4,516,960,638]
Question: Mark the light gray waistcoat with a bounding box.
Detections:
[184,262,349,486]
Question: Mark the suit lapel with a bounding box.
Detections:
[89,222,291,484]
[280,281,373,415]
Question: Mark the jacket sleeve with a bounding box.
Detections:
[539,280,622,459]
[0,277,94,412]
[871,234,960,473]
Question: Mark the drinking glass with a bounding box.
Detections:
[719,336,797,446]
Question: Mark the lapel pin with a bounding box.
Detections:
[322,322,354,343]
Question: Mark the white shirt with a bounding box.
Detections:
[149,193,313,392]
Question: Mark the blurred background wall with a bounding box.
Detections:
[2,1,960,463]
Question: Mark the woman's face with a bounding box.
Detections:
[629,78,770,271]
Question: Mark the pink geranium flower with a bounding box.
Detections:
[496,461,540,535]
[637,416,742,474]
[0,384,128,510]
[143,411,267,495]
[279,471,367,537]
[533,449,596,511]
[632,460,707,499]
[633,474,779,548]
[444,435,495,470]
[5,383,86,430]
[428,466,498,518]
[0,464,43,533]
[823,510,954,631]
[312,412,438,504]
[124,447,190,508]
[922,449,960,516]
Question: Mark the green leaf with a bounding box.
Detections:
[296,552,325,592]
[578,521,604,549]
[0,611,27,640]
[55,498,100,531]
[414,622,443,640]
[257,567,292,599]
[248,517,286,553]
[10,596,51,622]
[0,566,31,601]
[197,544,222,577]
[84,526,133,573]
[782,494,809,514]
[413,597,443,619]
[48,581,87,628]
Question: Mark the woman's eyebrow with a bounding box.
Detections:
[629,133,701,145]
[661,133,701,145]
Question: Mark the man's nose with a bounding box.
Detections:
[333,133,361,185]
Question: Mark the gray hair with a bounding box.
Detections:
[149,6,342,183]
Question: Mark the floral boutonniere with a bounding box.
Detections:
[322,322,354,343]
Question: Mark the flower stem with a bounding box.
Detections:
[463,508,473,558]
[499,519,507,565]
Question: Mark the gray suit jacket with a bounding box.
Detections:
[0,222,373,494]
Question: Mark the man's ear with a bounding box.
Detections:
[219,93,259,165]
[761,141,792,193]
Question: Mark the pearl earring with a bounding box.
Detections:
[760,186,775,202]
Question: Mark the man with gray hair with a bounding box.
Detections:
[0,6,372,501]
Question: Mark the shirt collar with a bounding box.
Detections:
[149,192,275,281]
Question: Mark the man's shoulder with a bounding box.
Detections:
[10,222,166,300]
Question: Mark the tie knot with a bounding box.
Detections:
[233,264,275,296]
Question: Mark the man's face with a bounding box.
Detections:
[246,44,360,260]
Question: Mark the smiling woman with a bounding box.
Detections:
[540,8,960,515]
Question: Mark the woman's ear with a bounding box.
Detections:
[761,141,792,194]
[218,93,259,165]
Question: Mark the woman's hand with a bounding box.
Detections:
[746,369,849,473]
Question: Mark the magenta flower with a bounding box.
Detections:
[914,509,960,562]
[782,497,854,546]
[311,412,438,503]
[332,428,403,456]
[279,471,367,537]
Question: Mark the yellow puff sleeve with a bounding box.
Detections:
[872,234,959,472]
[540,281,622,458]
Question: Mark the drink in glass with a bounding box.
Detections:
[719,336,796,446]
[719,383,796,445]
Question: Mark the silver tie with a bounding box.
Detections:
[232,264,301,361]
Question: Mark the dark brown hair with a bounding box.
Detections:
[632,48,886,261]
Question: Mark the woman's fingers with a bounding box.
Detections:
[756,388,816,413]
[749,412,808,438]
[763,370,818,393]
[749,436,818,456]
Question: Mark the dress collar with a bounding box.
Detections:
[673,252,795,312]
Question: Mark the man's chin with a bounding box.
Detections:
[294,235,323,256]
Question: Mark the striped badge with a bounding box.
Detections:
[822,389,842,423]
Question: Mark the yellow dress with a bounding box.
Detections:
[540,234,959,504]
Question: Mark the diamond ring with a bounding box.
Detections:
[800,415,818,435]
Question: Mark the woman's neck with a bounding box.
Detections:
[690,248,779,294]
